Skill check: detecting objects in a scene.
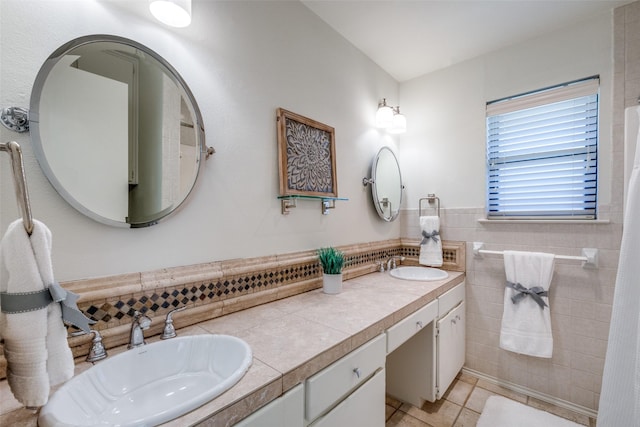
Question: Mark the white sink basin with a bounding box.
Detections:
[39,334,252,427]
[389,266,449,281]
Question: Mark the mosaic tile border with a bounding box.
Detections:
[81,262,322,325]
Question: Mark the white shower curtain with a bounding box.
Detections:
[598,106,640,427]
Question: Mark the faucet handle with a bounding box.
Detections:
[70,329,108,363]
[161,306,186,340]
[133,310,152,329]
[86,330,108,363]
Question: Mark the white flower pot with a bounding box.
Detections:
[322,273,343,294]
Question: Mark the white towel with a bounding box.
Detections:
[0,219,74,407]
[500,250,555,358]
[419,216,443,267]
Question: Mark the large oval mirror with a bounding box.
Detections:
[369,146,403,221]
[30,35,211,228]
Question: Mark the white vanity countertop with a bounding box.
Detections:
[0,270,464,427]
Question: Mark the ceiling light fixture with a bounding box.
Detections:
[376,98,406,134]
[149,0,192,28]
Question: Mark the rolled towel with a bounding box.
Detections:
[419,216,443,267]
[0,219,74,407]
[500,250,555,358]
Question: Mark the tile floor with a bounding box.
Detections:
[385,372,597,427]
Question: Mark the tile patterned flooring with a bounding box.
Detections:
[385,372,597,427]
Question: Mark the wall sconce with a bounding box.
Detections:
[149,0,192,28]
[376,98,406,134]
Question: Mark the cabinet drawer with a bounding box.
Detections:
[386,299,437,354]
[309,368,385,427]
[233,383,304,427]
[438,282,465,317]
[305,334,385,422]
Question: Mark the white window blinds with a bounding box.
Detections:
[486,77,599,219]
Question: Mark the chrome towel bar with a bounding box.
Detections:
[473,242,598,268]
[1,141,33,235]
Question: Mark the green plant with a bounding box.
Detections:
[317,247,345,275]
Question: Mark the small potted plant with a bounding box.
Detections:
[317,246,345,294]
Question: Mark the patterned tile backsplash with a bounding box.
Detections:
[73,239,462,329]
[0,239,462,375]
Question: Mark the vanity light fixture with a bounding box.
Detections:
[376,98,406,134]
[388,106,407,134]
[149,0,192,28]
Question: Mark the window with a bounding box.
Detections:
[486,77,599,219]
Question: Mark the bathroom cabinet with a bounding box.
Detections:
[386,281,465,406]
[227,276,465,427]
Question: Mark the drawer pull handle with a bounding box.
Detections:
[416,321,423,329]
[456,315,461,321]
[353,368,361,379]
[451,319,457,324]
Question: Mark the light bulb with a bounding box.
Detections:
[149,0,192,28]
[376,103,394,128]
[389,112,407,134]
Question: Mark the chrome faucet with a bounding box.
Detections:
[386,256,405,271]
[161,306,186,340]
[128,311,152,349]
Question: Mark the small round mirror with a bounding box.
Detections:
[30,35,210,228]
[369,147,403,221]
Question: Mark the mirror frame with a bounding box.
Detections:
[370,146,403,222]
[29,34,210,228]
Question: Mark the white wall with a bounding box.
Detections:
[399,11,614,213]
[0,0,399,281]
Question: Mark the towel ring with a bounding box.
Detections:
[419,194,440,217]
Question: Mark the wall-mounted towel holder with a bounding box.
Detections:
[473,242,598,268]
[0,141,33,235]
[419,193,440,217]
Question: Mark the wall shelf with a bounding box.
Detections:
[277,195,348,215]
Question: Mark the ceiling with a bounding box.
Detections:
[301,0,631,82]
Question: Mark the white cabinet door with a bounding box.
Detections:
[234,384,304,427]
[436,301,465,399]
[310,369,385,427]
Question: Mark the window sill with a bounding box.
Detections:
[477,218,610,225]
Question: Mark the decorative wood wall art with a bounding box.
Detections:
[277,108,338,197]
